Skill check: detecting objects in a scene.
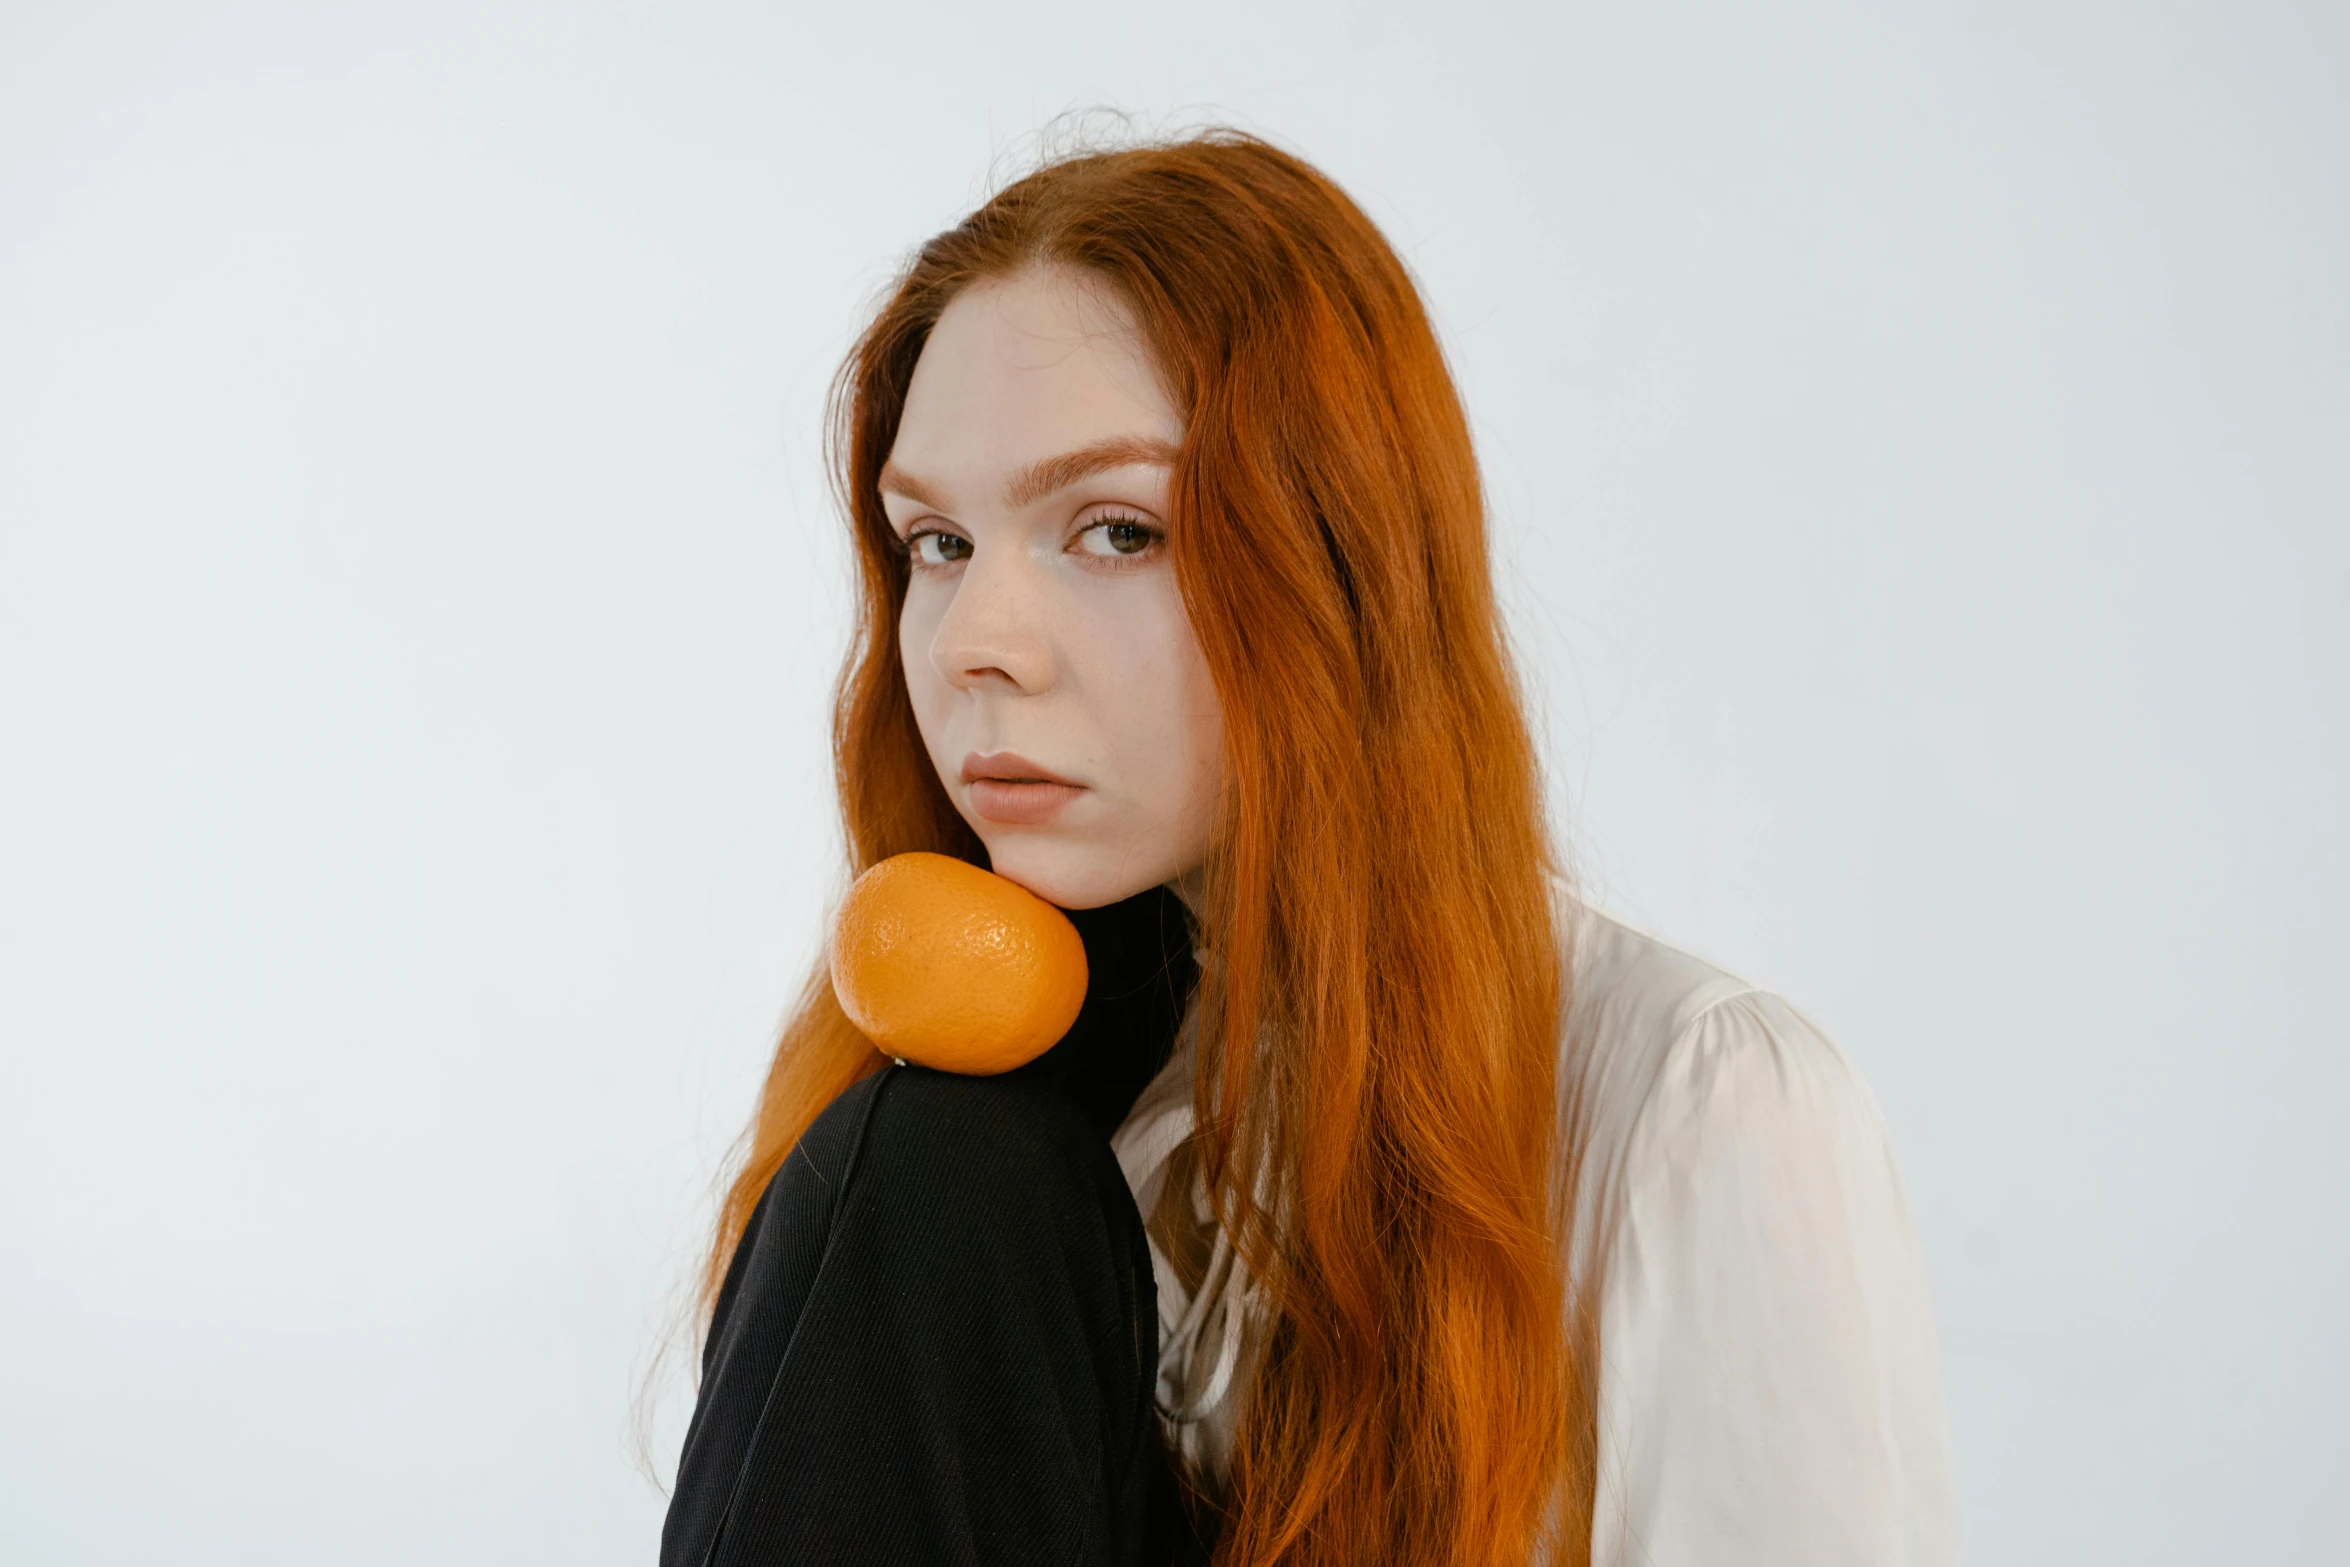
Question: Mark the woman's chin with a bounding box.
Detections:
[979,837,1167,912]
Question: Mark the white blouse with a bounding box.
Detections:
[1110,894,1962,1565]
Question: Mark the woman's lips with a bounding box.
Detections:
[960,751,1085,826]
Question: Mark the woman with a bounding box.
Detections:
[662,130,1958,1567]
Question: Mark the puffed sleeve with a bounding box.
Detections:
[1588,991,1961,1567]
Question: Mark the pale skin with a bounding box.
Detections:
[883,266,1227,911]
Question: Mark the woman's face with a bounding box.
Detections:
[883,267,1225,910]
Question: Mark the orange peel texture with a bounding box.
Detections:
[829,851,1089,1075]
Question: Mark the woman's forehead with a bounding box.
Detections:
[887,270,1180,504]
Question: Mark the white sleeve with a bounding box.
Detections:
[1589,991,1962,1567]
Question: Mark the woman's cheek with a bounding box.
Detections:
[896,595,953,753]
[1102,590,1217,830]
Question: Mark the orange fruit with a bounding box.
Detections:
[829,852,1089,1075]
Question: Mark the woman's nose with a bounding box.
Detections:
[926,545,1056,695]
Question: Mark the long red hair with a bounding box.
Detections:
[703,129,1593,1567]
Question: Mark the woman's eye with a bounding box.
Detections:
[908,530,973,566]
[1075,516,1161,559]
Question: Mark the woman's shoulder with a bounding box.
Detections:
[1557,889,1895,1191]
[1560,895,1776,1094]
[1551,886,1924,1286]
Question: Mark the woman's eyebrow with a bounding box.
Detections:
[876,462,952,511]
[1003,436,1179,509]
[878,436,1179,515]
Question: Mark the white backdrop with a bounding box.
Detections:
[3,3,2343,1562]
